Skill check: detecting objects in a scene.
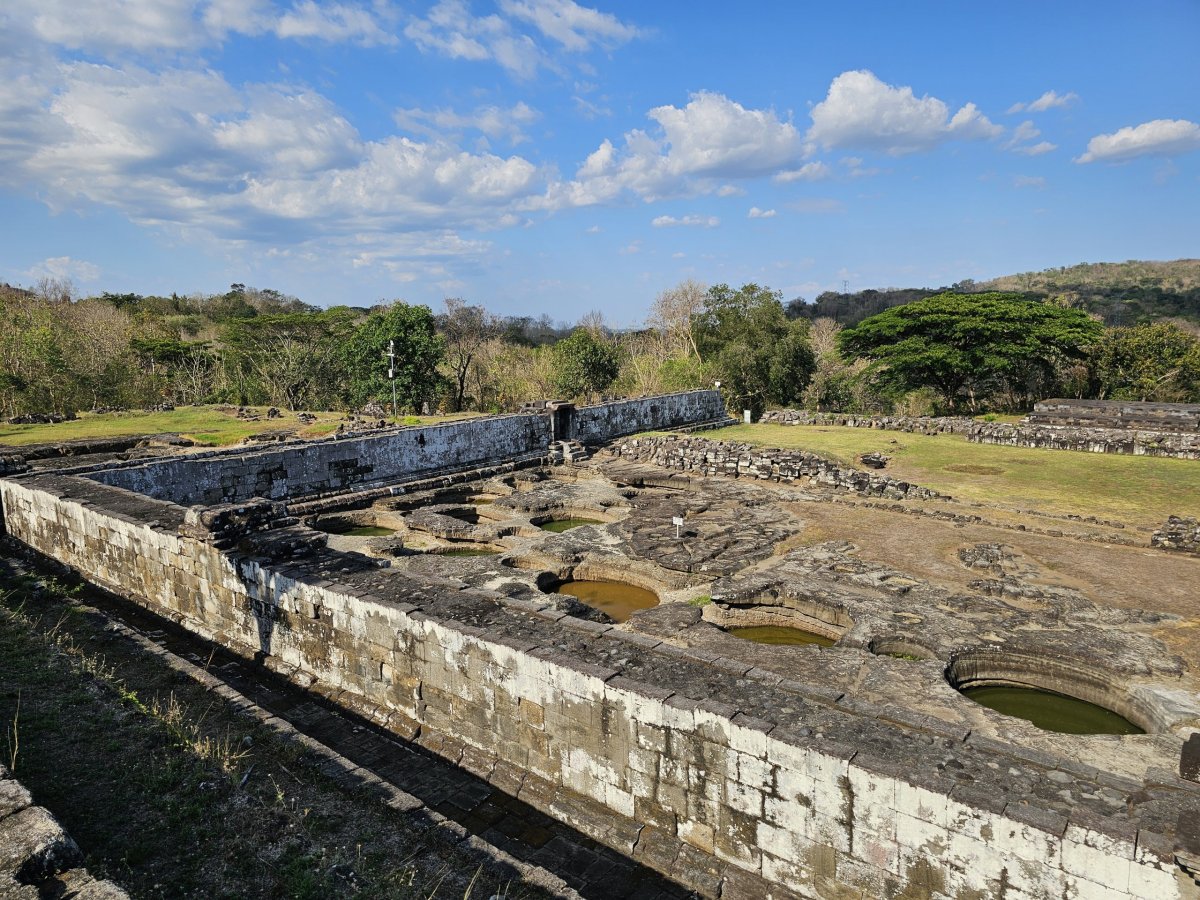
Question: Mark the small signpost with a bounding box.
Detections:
[672,515,684,539]
[386,339,398,420]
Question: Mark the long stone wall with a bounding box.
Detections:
[572,391,730,444]
[608,435,947,501]
[760,408,1200,459]
[1,474,1194,899]
[1029,399,1200,433]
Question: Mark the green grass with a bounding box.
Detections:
[0,407,483,448]
[711,423,1200,526]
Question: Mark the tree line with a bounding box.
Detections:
[1,275,1198,422]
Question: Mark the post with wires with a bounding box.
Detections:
[386,339,398,421]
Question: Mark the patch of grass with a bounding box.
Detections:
[686,595,712,607]
[711,423,1200,526]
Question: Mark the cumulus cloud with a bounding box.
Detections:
[1014,141,1056,156]
[394,101,540,144]
[716,184,744,197]
[1004,119,1057,155]
[747,207,776,219]
[555,91,804,205]
[1075,119,1200,164]
[275,1,397,45]
[25,256,101,282]
[1008,90,1078,114]
[651,214,719,228]
[807,70,1001,155]
[774,161,831,183]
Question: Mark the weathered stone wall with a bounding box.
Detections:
[608,435,947,501]
[571,391,729,445]
[0,475,1195,899]
[1029,399,1200,433]
[1153,516,1200,554]
[760,408,1200,459]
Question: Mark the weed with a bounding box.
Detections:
[5,690,19,771]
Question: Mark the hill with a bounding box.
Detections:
[786,259,1200,328]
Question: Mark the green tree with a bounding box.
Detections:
[695,283,815,416]
[1089,322,1200,402]
[838,292,1102,412]
[552,328,622,401]
[340,302,444,413]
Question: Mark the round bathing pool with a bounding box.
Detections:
[728,625,835,648]
[961,685,1143,735]
[540,518,604,533]
[550,580,658,622]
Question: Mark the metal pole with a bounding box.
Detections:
[387,339,398,420]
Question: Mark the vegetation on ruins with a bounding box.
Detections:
[2,259,1198,421]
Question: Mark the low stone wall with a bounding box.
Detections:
[0,763,128,898]
[1153,517,1200,554]
[4,474,1195,898]
[1029,399,1200,433]
[760,408,1200,459]
[608,435,946,501]
[572,391,729,444]
[760,409,976,435]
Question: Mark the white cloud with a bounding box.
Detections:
[25,255,101,282]
[716,184,744,197]
[807,70,1001,155]
[275,1,397,45]
[1013,175,1045,189]
[1008,90,1078,114]
[1076,119,1200,164]
[651,214,719,228]
[555,91,804,205]
[747,207,776,219]
[585,224,600,233]
[774,161,831,183]
[394,102,540,144]
[405,0,544,79]
[498,0,641,51]
[1014,141,1056,156]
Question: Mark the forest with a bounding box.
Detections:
[2,261,1198,422]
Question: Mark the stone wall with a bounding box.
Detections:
[760,408,1200,459]
[1152,516,1200,554]
[608,435,946,501]
[571,391,730,445]
[1029,399,1200,433]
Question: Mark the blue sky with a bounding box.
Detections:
[1,1,1197,325]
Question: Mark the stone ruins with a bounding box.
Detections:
[2,390,1200,899]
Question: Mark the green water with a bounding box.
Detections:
[540,518,604,533]
[551,580,658,622]
[439,547,498,557]
[961,686,1143,735]
[729,625,836,648]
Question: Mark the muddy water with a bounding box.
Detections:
[539,518,604,532]
[961,685,1143,735]
[438,547,498,557]
[551,580,658,622]
[728,625,836,648]
[315,521,395,537]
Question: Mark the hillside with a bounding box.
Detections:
[788,260,1200,328]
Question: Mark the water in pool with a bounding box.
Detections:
[551,580,658,622]
[961,685,1143,735]
[316,520,395,537]
[439,547,498,557]
[540,518,604,532]
[728,625,835,648]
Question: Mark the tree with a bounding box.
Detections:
[340,302,444,413]
[838,292,1102,411]
[649,278,706,361]
[223,310,354,410]
[695,283,815,416]
[1088,322,1200,402]
[552,328,622,401]
[437,298,500,411]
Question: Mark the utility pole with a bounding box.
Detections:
[386,339,397,420]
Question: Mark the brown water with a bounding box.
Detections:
[439,547,498,557]
[540,518,604,533]
[961,686,1143,735]
[728,625,836,648]
[315,520,395,537]
[551,580,658,622]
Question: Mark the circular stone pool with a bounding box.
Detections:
[539,518,605,533]
[313,519,396,537]
[728,625,835,648]
[550,580,658,622]
[961,686,1144,735]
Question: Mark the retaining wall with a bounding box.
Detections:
[0,474,1193,899]
[572,391,729,444]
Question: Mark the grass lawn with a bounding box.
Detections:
[711,423,1200,526]
[0,407,481,448]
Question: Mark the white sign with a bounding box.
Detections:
[671,516,684,526]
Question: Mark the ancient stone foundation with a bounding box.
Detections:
[2,392,1199,899]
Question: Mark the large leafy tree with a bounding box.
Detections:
[437,298,500,411]
[838,292,1102,411]
[695,283,815,416]
[552,328,622,401]
[223,309,355,409]
[340,302,445,413]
